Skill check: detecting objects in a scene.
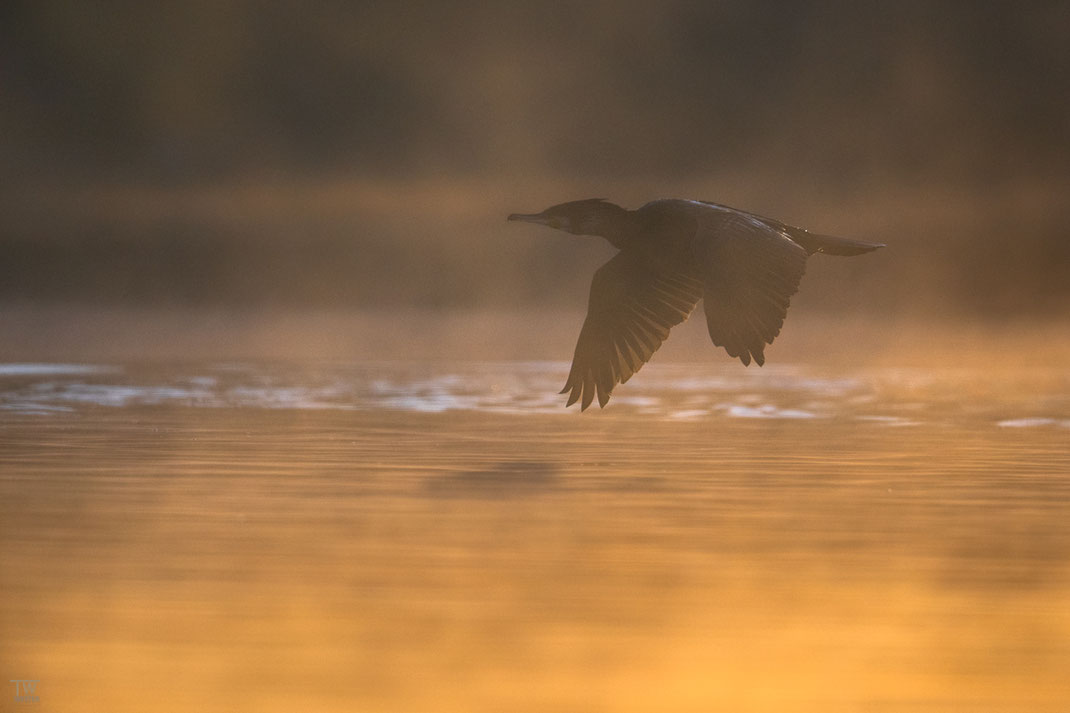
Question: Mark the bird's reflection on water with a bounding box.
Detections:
[0,360,1068,712]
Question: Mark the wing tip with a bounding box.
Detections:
[561,373,616,411]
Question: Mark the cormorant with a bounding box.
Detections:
[508,198,884,410]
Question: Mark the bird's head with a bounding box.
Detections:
[508,199,629,237]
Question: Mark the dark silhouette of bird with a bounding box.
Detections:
[508,198,884,410]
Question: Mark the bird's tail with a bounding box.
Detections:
[785,228,885,256]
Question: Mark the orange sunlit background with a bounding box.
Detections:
[1,3,1068,713]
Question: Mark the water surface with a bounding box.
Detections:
[1,360,1068,712]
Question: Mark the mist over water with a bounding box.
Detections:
[3,1,1069,316]
[2,2,1069,711]
[0,360,1066,427]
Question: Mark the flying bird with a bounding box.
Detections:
[508,198,884,410]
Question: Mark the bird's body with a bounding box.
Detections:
[508,199,884,410]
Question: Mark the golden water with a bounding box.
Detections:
[1,360,1068,712]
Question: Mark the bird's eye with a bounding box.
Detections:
[549,218,562,229]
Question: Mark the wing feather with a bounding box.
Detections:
[699,213,808,367]
[562,252,703,410]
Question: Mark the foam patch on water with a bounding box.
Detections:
[720,404,819,419]
[997,417,1070,429]
[856,415,922,427]
[0,363,119,377]
[666,409,709,421]
[0,402,76,414]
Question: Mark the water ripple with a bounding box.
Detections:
[0,361,1064,427]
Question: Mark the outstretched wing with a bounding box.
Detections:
[563,252,703,410]
[699,212,808,366]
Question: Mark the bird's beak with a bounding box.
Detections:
[507,212,549,225]
[508,212,572,232]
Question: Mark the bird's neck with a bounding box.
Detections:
[578,205,639,249]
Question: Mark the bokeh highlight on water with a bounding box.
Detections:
[0,361,1066,428]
